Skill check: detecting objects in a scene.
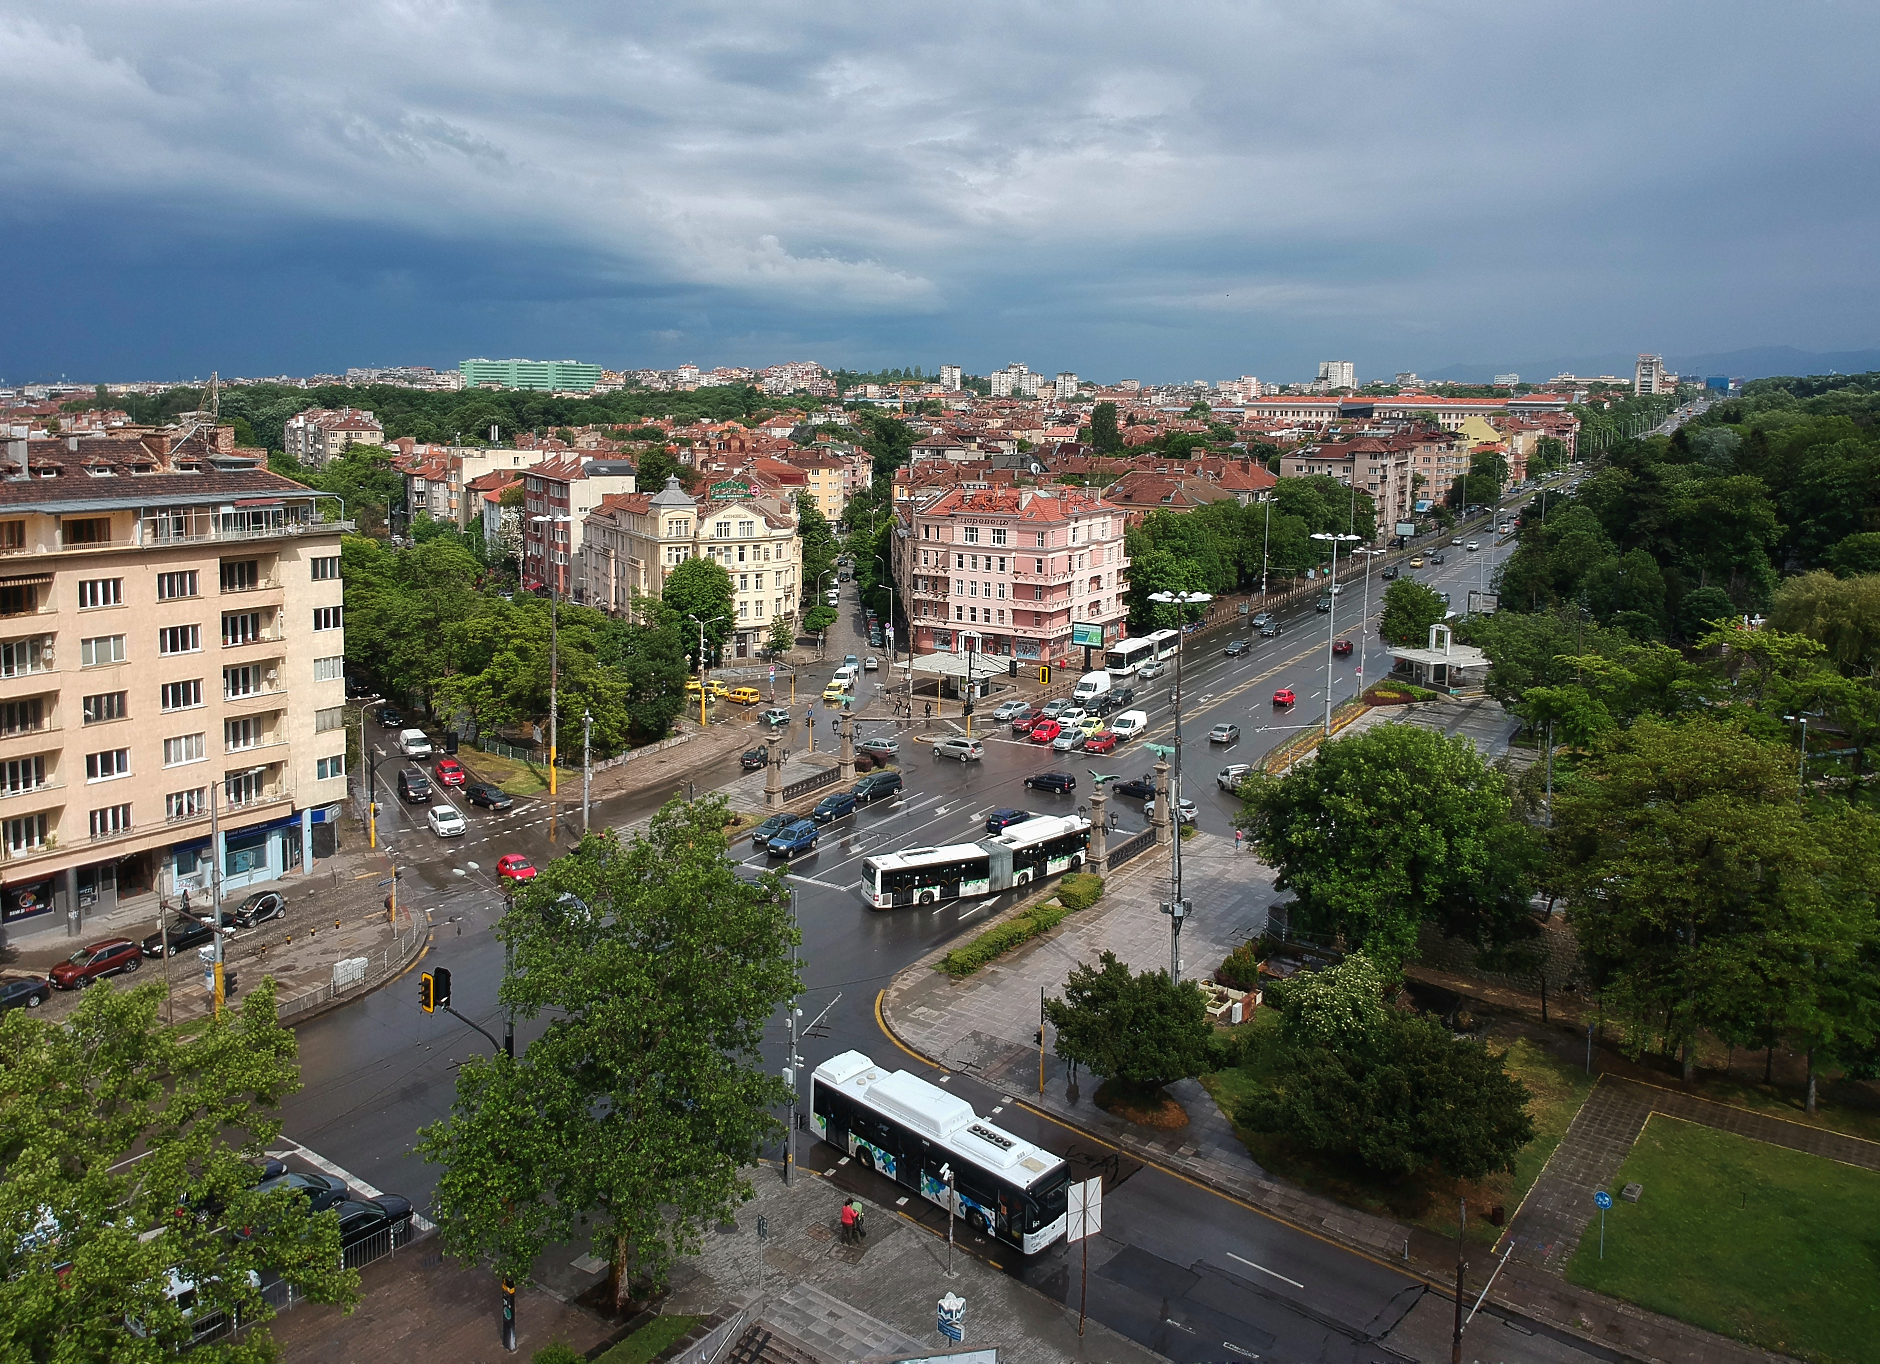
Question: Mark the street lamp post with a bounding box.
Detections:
[531,514,573,837]
[687,613,729,730]
[1309,533,1360,735]
[1353,548,1384,694]
[1260,494,1272,601]
[1148,589,1212,984]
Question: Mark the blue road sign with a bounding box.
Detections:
[1594,1190,1613,1209]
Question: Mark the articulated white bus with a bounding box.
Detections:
[859,815,1090,909]
[1104,636,1156,679]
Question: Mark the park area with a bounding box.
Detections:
[1567,1114,1880,1364]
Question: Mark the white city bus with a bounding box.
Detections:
[811,1050,1071,1255]
[1146,627,1182,660]
[859,815,1090,909]
[1104,636,1156,679]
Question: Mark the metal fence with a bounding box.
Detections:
[1104,827,1157,871]
[274,928,425,1027]
[781,765,843,801]
[241,1218,421,1332]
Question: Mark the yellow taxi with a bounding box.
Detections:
[1408,556,1425,568]
[726,686,762,705]
[822,682,850,704]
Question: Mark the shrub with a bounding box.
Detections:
[941,902,1070,976]
[533,1343,585,1364]
[1057,873,1104,910]
[1217,939,1264,991]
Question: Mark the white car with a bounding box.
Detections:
[1465,541,1481,552]
[427,805,467,837]
[1218,764,1253,793]
[1055,706,1088,726]
[1107,709,1149,739]
[1136,660,1166,680]
[1144,797,1199,825]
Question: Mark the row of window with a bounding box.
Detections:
[0,766,341,852]
[0,558,338,609]
[0,661,341,730]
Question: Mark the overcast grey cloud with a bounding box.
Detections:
[2,0,1875,381]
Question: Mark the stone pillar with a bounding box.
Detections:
[1087,788,1108,873]
[839,711,855,782]
[1151,757,1171,845]
[764,732,784,810]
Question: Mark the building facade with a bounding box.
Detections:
[1634,353,1670,396]
[0,434,350,939]
[519,458,638,600]
[458,358,604,392]
[282,408,384,468]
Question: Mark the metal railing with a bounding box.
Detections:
[1105,827,1156,870]
[781,765,843,801]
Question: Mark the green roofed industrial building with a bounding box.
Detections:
[459,357,604,391]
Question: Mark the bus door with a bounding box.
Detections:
[996,1190,1014,1242]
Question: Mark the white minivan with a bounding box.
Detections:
[831,665,859,690]
[1072,671,1112,705]
[398,728,432,758]
[1107,710,1149,740]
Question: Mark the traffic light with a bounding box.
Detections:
[419,972,435,1014]
[1008,659,1018,678]
[1039,665,1051,685]
[962,700,974,717]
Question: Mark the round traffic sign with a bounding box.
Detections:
[1594,1190,1613,1209]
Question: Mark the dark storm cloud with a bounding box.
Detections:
[2,0,1874,381]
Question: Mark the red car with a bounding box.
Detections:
[1029,719,1062,744]
[48,938,142,990]
[433,757,466,787]
[1011,709,1045,735]
[1084,731,1119,755]
[496,854,537,883]
[1332,640,1353,658]
[1273,688,1297,707]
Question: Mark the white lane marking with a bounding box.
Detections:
[786,874,851,891]
[273,1140,436,1232]
[1227,1251,1303,1288]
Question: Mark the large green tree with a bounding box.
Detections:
[1238,724,1538,958]
[0,981,355,1361]
[419,802,799,1311]
[660,557,736,665]
[1044,951,1217,1095]
[1378,578,1447,646]
[1090,401,1122,454]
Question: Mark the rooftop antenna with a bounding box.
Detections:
[209,372,220,422]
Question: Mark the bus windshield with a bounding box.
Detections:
[1024,1167,1071,1232]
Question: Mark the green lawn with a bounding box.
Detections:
[1200,1023,1594,1243]
[1566,1115,1880,1364]
[593,1314,701,1364]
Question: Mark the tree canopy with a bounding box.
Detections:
[1043,951,1218,1092]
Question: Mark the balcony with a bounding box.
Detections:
[1011,567,1074,586]
[0,777,62,801]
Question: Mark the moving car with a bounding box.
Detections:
[741,747,769,770]
[1451,537,1464,546]
[464,782,513,809]
[933,736,985,762]
[1332,639,1353,657]
[396,768,431,802]
[852,769,903,802]
[1218,763,1254,793]
[985,808,1031,834]
[727,686,763,705]
[1055,706,1087,726]
[377,707,403,729]
[0,974,51,1011]
[751,813,793,848]
[858,736,898,756]
[1250,612,1274,630]
[1107,710,1149,739]
[1095,686,1136,715]
[496,854,537,883]
[1208,723,1240,744]
[863,656,879,671]
[1024,771,1076,794]
[397,728,431,758]
[766,819,820,859]
[1136,659,1166,679]
[811,790,858,824]
[1084,730,1120,755]
[1029,719,1062,744]
[50,939,142,989]
[427,805,467,837]
[229,890,287,928]
[1010,708,1046,734]
[1408,556,1424,568]
[1051,729,1086,752]
[433,757,466,787]
[1258,618,1281,637]
[1429,552,1445,565]
[1465,541,1481,552]
[1381,566,1400,580]
[822,683,850,704]
[1223,639,1251,658]
[993,699,1032,722]
[1145,797,1199,824]
[1040,699,1070,719]
[760,706,792,727]
[1112,775,1157,800]
[1273,688,1297,707]
[141,913,234,958]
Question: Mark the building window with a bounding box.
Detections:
[157,570,199,600]
[0,637,49,677]
[77,578,123,609]
[1,757,47,795]
[311,555,341,580]
[161,680,203,711]
[1034,558,1045,574]
[225,717,263,753]
[0,522,23,551]
[738,600,748,619]
[315,705,344,733]
[0,698,44,736]
[4,813,48,854]
[220,560,261,592]
[63,517,111,546]
[1033,586,1044,601]
[1036,531,1048,547]
[955,606,964,620]
[954,579,964,596]
[0,583,38,616]
[224,771,267,807]
[224,665,262,699]
[312,606,342,631]
[956,554,965,569]
[739,521,754,537]
[163,734,206,766]
[714,521,731,538]
[222,613,261,646]
[158,625,200,656]
[313,655,344,682]
[89,804,132,840]
[991,527,1007,546]
[165,788,206,821]
[85,749,130,782]
[82,634,129,666]
[996,583,1006,599]
[964,526,980,544]
[317,754,346,780]
[82,692,127,724]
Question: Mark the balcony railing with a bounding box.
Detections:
[0,778,61,801]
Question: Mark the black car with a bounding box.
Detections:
[396,768,431,802]
[255,1171,351,1215]
[141,911,236,958]
[1112,775,1157,800]
[1097,686,1136,716]
[853,769,903,803]
[1381,566,1400,581]
[741,747,769,771]
[812,790,858,824]
[985,808,1031,834]
[1024,771,1076,794]
[229,890,286,928]
[0,974,51,1011]
[464,782,513,810]
[1223,640,1251,658]
[751,813,794,848]
[376,706,403,729]
[335,1194,414,1254]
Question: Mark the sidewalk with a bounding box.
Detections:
[879,841,1794,1364]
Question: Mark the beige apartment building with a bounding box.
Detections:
[0,432,349,942]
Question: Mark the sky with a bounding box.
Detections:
[3,0,1877,386]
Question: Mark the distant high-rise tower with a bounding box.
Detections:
[940,365,962,392]
[1635,354,1668,396]
[1317,361,1356,390]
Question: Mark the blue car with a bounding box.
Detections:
[812,790,858,824]
[985,808,1032,834]
[766,819,820,859]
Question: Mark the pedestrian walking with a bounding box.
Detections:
[1234,827,1244,852]
[924,701,932,719]
[839,1199,856,1243]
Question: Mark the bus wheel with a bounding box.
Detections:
[920,890,937,905]
[857,1148,875,1172]
[968,1209,991,1236]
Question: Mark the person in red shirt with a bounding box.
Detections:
[839,1199,856,1243]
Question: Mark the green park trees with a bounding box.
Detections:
[660,557,737,666]
[1090,401,1122,453]
[420,801,799,1312]
[1378,578,1447,646]
[1044,951,1217,1098]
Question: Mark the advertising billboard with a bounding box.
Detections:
[1071,621,1104,648]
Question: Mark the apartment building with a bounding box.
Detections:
[458,358,603,392]
[1317,361,1356,391]
[893,487,1129,667]
[519,457,638,601]
[282,408,384,468]
[1634,354,1671,396]
[778,450,849,524]
[0,433,350,939]
[939,365,962,392]
[580,477,800,659]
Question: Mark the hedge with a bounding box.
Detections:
[939,874,1104,976]
[1057,873,1105,911]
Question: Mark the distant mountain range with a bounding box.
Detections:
[1423,346,1880,386]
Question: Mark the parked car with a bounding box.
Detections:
[140,913,233,959]
[760,706,792,727]
[1029,720,1062,744]
[0,974,52,1011]
[852,769,903,803]
[50,939,142,989]
[1051,729,1086,752]
[396,768,431,803]
[334,1195,414,1255]
[1332,639,1353,657]
[766,819,820,859]
[1136,659,1166,680]
[1054,706,1087,727]
[1218,764,1254,793]
[726,686,763,706]
[1112,775,1157,800]
[741,747,769,770]
[1223,640,1251,658]
[858,736,898,757]
[985,808,1032,834]
[1208,723,1240,744]
[428,805,467,837]
[933,736,985,762]
[1011,708,1046,734]
[1084,730,1120,755]
[993,699,1032,722]
[496,854,537,883]
[1258,619,1281,637]
[1273,688,1297,707]
[464,782,512,810]
[1145,797,1199,824]
[376,707,403,729]
[812,790,858,824]
[1024,771,1076,794]
[255,1171,352,1216]
[229,890,287,928]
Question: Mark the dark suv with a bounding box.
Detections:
[766,819,820,859]
[396,768,431,802]
[853,769,903,803]
[1097,686,1135,715]
[48,939,142,989]
[812,790,858,824]
[751,813,794,848]
[1024,771,1077,794]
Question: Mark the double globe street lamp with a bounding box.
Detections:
[1146,589,1212,983]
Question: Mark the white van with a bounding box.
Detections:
[1108,710,1149,740]
[831,665,859,690]
[1072,671,1112,704]
[398,728,432,758]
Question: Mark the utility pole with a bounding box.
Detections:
[209,778,225,1017]
[1452,1199,1468,1364]
[1310,532,1360,735]
[1148,590,1210,983]
[582,709,593,836]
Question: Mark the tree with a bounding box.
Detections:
[633,447,698,494]
[0,980,355,1360]
[1238,724,1538,959]
[1378,578,1447,646]
[1771,571,1880,674]
[802,604,837,635]
[766,614,797,658]
[1090,401,1122,454]
[419,802,799,1312]
[1043,951,1216,1095]
[660,557,736,665]
[795,492,838,591]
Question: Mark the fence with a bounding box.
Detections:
[781,765,844,801]
[1104,827,1157,871]
[242,1217,422,1335]
[275,926,426,1027]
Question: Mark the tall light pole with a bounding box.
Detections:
[1148,589,1212,983]
[1260,494,1273,601]
[1353,548,1384,693]
[531,514,573,827]
[687,613,729,730]
[1310,532,1360,735]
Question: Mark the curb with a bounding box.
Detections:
[278,926,431,1030]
